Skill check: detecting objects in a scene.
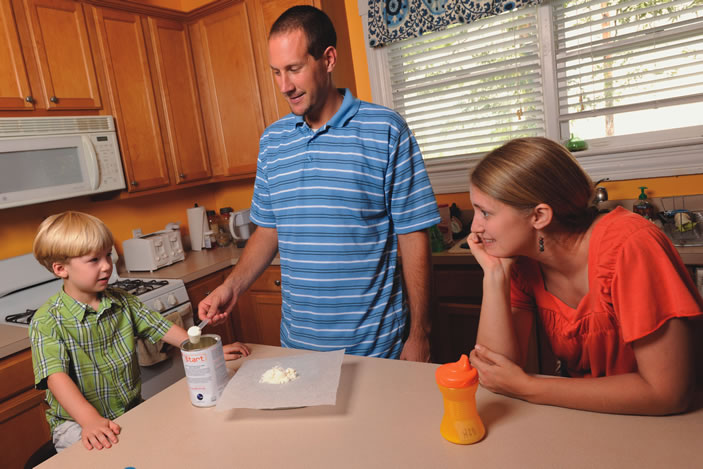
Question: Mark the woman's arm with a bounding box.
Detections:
[471,318,695,415]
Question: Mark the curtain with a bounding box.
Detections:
[367,0,542,47]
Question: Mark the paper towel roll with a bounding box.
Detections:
[187,205,207,251]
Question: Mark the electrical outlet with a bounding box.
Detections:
[132,228,142,238]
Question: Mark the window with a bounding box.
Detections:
[359,0,703,193]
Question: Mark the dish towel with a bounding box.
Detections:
[136,310,185,366]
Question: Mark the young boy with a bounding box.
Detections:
[30,211,249,452]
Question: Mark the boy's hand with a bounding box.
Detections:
[80,416,121,450]
[223,342,250,360]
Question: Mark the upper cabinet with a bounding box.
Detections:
[147,17,211,184]
[247,0,318,126]
[0,1,34,110]
[89,6,171,192]
[20,0,102,110]
[189,2,264,178]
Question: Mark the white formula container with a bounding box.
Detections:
[180,334,229,407]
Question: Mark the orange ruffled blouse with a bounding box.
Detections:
[511,207,703,378]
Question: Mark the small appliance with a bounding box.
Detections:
[122,226,185,272]
[229,208,255,243]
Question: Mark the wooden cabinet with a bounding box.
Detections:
[247,0,318,126]
[188,1,264,178]
[0,349,51,469]
[147,16,211,185]
[19,0,102,110]
[236,265,282,346]
[185,268,236,344]
[0,0,34,110]
[1,0,101,111]
[90,6,171,192]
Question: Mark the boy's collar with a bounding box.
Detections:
[59,288,114,321]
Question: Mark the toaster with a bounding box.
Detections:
[122,229,185,272]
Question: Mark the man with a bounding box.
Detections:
[198,5,439,360]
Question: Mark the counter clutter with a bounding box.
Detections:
[36,344,703,469]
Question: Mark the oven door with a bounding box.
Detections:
[140,302,193,399]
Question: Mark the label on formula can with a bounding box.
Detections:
[180,334,229,407]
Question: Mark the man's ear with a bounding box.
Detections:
[52,262,68,279]
[322,46,337,73]
[532,203,553,230]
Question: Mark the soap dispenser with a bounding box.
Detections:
[633,186,654,220]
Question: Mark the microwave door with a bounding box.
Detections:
[0,135,93,208]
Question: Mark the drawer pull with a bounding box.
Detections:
[274,280,281,287]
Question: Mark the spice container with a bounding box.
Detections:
[217,207,233,246]
[633,187,655,220]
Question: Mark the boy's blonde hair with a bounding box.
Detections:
[33,211,114,272]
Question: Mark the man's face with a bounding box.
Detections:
[268,28,333,123]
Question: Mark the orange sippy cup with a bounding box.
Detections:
[435,354,485,444]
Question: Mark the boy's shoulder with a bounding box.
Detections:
[31,290,66,326]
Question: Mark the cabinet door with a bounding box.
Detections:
[248,0,318,125]
[0,390,52,469]
[148,17,211,185]
[22,0,101,110]
[186,270,235,344]
[237,265,282,345]
[90,6,171,192]
[189,2,264,178]
[0,1,34,110]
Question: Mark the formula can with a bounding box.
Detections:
[180,334,229,407]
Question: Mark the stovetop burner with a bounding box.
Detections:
[6,309,37,325]
[109,279,169,296]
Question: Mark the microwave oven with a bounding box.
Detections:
[0,116,126,209]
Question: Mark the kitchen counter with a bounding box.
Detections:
[37,344,703,469]
[0,323,30,359]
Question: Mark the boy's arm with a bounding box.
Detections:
[160,324,250,359]
[47,372,121,450]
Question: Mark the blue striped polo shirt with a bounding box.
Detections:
[250,89,440,358]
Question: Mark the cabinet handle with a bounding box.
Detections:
[179,173,186,178]
[274,280,281,287]
[130,180,139,186]
[50,96,58,103]
[25,96,34,103]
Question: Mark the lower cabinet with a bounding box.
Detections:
[236,266,282,346]
[0,349,51,469]
[185,269,235,345]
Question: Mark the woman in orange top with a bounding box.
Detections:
[467,137,703,415]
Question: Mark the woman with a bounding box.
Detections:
[467,137,702,415]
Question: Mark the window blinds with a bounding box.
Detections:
[553,0,703,122]
[387,8,545,159]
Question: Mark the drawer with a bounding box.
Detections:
[249,266,281,292]
[0,349,35,402]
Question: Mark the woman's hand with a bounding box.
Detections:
[466,233,515,279]
[470,344,532,399]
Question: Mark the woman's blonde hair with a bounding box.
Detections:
[33,211,114,272]
[470,137,597,234]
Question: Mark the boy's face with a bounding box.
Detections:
[53,248,113,304]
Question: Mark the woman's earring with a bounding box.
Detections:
[539,237,545,252]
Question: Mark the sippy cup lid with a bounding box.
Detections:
[436,354,478,388]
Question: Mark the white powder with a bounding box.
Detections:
[187,326,201,344]
[259,365,298,384]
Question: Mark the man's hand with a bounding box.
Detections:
[399,331,431,362]
[78,415,121,450]
[197,282,237,325]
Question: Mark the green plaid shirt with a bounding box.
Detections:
[29,287,173,433]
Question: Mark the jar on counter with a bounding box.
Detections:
[217,207,233,247]
[207,210,220,234]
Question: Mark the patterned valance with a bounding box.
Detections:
[367,0,542,47]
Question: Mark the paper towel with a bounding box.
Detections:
[186,205,207,251]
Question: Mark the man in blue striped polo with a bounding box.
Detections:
[198,5,440,360]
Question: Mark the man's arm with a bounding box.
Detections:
[47,372,121,450]
[397,229,432,362]
[198,226,279,323]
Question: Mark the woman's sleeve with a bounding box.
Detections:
[612,225,703,343]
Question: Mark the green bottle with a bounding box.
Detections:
[633,187,654,220]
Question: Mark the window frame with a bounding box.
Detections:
[357,0,703,194]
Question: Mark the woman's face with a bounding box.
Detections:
[469,185,536,257]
